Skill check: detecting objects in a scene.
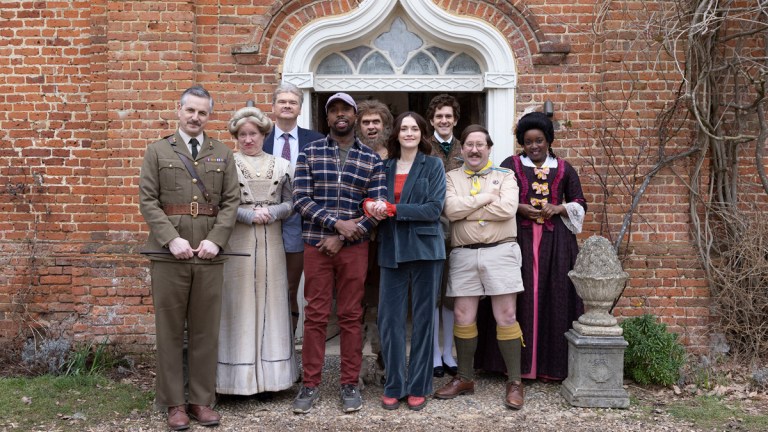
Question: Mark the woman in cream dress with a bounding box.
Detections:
[217,107,298,395]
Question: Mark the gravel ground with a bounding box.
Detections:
[91,355,703,432]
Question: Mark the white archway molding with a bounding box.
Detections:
[283,0,518,159]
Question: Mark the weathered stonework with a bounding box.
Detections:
[569,236,629,337]
[562,235,630,408]
[561,330,630,408]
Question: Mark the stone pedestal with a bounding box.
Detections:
[561,329,630,409]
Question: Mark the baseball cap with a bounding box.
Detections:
[325,92,357,113]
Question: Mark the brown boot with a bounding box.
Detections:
[434,377,475,399]
[167,405,190,431]
[505,381,524,409]
[188,404,221,427]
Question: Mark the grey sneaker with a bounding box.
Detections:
[340,384,363,413]
[292,385,320,414]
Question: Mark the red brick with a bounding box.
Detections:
[3,0,756,355]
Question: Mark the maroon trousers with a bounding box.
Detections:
[301,242,368,387]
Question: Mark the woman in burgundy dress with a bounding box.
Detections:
[475,112,586,381]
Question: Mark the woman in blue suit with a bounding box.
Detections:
[365,112,446,411]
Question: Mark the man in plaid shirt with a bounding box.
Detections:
[292,92,386,414]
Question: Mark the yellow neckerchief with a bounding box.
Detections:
[463,160,493,196]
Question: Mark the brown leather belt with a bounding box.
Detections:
[163,203,219,217]
[457,238,516,249]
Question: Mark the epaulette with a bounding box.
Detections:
[164,134,177,145]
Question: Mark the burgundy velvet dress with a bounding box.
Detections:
[474,155,586,381]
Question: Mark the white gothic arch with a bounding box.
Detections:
[282,0,518,159]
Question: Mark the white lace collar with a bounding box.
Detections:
[520,155,558,168]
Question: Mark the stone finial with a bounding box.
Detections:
[569,235,629,336]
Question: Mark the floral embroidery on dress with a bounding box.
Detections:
[237,156,275,180]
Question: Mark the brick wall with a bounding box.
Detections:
[1,0,762,353]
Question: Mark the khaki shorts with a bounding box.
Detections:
[447,241,524,297]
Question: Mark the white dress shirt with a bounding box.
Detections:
[273,125,300,169]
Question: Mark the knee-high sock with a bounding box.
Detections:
[453,322,478,381]
[441,306,456,366]
[433,306,442,367]
[497,322,523,382]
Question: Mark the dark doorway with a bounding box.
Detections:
[312,92,486,138]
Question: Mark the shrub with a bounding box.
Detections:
[21,337,71,375]
[621,314,686,386]
[64,339,116,377]
[19,337,117,377]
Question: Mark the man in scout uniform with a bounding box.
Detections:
[434,124,525,409]
[139,85,240,430]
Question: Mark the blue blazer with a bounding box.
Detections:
[264,126,325,253]
[377,151,446,268]
[263,126,325,157]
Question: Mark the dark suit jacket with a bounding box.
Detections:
[264,126,325,157]
[264,126,325,253]
[377,151,447,268]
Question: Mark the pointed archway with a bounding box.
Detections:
[282,0,518,159]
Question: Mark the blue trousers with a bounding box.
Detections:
[378,259,443,398]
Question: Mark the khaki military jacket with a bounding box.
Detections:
[139,130,240,263]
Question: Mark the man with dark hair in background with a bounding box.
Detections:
[425,93,462,378]
[426,94,462,171]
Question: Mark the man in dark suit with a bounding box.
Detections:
[139,85,240,430]
[263,82,324,336]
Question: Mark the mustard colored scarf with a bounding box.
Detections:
[463,160,493,196]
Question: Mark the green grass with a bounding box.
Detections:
[0,374,154,431]
[667,395,768,431]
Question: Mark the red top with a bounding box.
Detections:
[394,173,408,204]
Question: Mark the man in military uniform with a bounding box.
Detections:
[139,85,240,430]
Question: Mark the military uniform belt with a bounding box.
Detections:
[163,203,219,217]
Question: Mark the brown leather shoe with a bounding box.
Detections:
[505,381,525,409]
[167,405,190,431]
[433,377,475,399]
[188,404,221,427]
